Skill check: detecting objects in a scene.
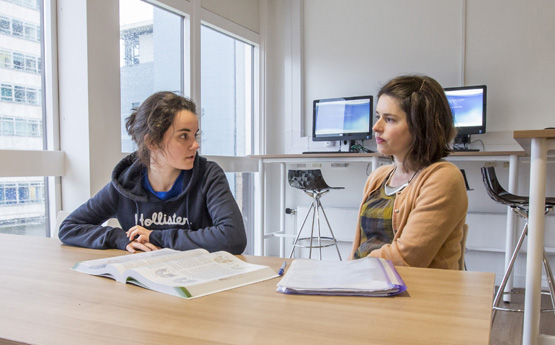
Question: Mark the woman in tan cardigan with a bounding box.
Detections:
[349,75,468,269]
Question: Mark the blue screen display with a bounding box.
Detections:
[445,88,485,129]
[314,98,371,137]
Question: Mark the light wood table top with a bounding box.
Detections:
[513,128,555,154]
[0,234,494,345]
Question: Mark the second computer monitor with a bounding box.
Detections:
[312,95,373,142]
[444,85,487,143]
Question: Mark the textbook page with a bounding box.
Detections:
[72,248,208,282]
[73,249,279,299]
[126,251,278,298]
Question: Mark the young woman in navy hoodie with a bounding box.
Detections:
[59,92,247,254]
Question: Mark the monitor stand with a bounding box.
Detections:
[453,134,479,152]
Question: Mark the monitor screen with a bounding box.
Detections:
[312,95,373,142]
[444,85,487,137]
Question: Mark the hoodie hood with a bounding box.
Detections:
[111,152,204,202]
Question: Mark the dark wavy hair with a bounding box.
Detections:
[377,75,456,173]
[125,91,197,167]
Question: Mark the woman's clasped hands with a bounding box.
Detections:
[126,225,159,253]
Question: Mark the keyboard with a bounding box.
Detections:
[452,148,480,152]
[302,151,373,154]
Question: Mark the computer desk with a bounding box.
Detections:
[252,152,525,280]
[0,233,494,345]
[513,129,555,345]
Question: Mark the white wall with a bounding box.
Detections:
[465,0,555,132]
[265,0,555,155]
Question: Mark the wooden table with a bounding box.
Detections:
[0,234,494,345]
[513,129,555,345]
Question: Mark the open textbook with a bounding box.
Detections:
[72,248,278,299]
[276,257,406,297]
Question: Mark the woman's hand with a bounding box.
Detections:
[126,225,152,244]
[126,240,159,253]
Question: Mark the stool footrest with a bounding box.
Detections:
[493,290,554,313]
[292,237,338,249]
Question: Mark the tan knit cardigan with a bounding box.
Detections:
[349,161,468,270]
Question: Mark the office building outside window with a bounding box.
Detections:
[0,0,47,236]
[119,0,186,153]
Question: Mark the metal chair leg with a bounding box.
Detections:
[542,250,555,314]
[492,223,528,322]
[289,202,315,258]
[317,198,342,261]
[289,192,343,260]
[308,197,317,259]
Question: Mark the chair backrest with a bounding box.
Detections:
[459,224,469,271]
[460,169,473,191]
[481,166,529,207]
[288,169,331,191]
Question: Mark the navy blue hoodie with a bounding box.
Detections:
[58,152,247,254]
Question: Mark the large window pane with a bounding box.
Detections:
[200,25,253,157]
[119,0,187,152]
[0,0,48,236]
[0,177,46,236]
[201,26,255,254]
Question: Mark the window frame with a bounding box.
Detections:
[0,0,60,237]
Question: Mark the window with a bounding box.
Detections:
[1,84,13,101]
[15,118,26,136]
[200,26,253,157]
[0,1,48,237]
[23,22,36,40]
[0,49,10,68]
[1,183,17,205]
[13,52,24,69]
[119,0,188,152]
[14,85,25,102]
[122,33,140,66]
[25,55,37,72]
[0,83,40,105]
[0,49,40,73]
[28,119,40,136]
[1,117,15,135]
[200,25,256,254]
[0,16,9,34]
[12,19,23,37]
[26,87,38,104]
[0,116,42,137]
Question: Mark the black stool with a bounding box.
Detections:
[481,166,555,322]
[288,169,343,260]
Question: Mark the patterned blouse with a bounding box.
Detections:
[353,181,396,259]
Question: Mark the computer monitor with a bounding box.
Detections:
[312,95,373,143]
[444,85,487,144]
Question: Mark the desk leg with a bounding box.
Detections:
[522,138,548,345]
[371,156,379,172]
[255,159,265,256]
[280,163,286,257]
[504,154,520,302]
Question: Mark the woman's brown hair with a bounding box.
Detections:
[125,91,197,167]
[377,75,456,173]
